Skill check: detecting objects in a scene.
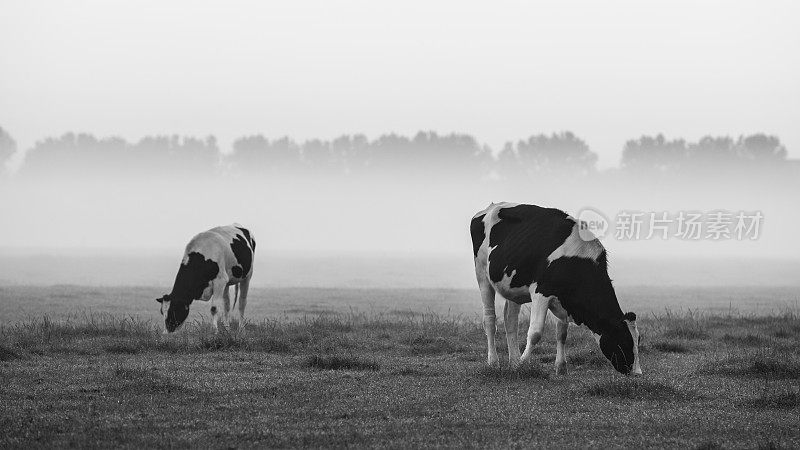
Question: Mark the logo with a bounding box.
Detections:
[577,207,610,241]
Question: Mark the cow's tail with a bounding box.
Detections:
[232,284,239,309]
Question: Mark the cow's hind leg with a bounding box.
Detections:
[209,277,228,333]
[479,281,499,368]
[554,319,569,375]
[237,276,250,323]
[222,285,232,328]
[520,292,549,363]
[504,300,522,367]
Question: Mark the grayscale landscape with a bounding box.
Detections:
[1,1,799,448]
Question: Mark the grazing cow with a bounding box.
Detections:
[471,203,642,375]
[156,224,256,333]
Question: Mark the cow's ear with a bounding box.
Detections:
[156,295,169,303]
[624,312,637,322]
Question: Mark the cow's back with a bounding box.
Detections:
[472,203,576,300]
[185,224,255,281]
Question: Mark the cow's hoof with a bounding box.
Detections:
[555,361,567,375]
[487,356,500,369]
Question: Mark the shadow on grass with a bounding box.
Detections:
[104,342,139,355]
[583,377,688,401]
[568,348,610,368]
[0,343,21,361]
[389,366,441,377]
[698,354,800,380]
[105,366,192,396]
[650,339,693,354]
[477,363,550,381]
[694,442,725,450]
[743,391,799,410]
[304,354,380,371]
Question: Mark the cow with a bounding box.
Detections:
[156,224,256,333]
[470,202,642,375]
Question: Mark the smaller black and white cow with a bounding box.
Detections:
[157,224,256,333]
[471,203,641,375]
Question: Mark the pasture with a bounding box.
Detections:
[1,286,799,448]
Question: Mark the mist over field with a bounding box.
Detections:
[1,128,798,276]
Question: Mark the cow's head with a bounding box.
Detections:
[599,312,642,375]
[156,294,190,333]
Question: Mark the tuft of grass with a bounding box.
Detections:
[0,343,21,361]
[651,340,692,353]
[656,309,711,340]
[478,363,550,381]
[401,334,467,356]
[662,326,710,340]
[773,328,794,339]
[583,378,686,401]
[4,313,157,351]
[720,333,764,346]
[198,330,244,351]
[304,354,380,371]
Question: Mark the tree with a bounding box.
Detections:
[621,134,686,172]
[737,134,787,162]
[331,134,370,173]
[230,135,301,171]
[687,136,736,164]
[499,132,597,177]
[0,126,16,168]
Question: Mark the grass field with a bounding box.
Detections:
[1,286,799,448]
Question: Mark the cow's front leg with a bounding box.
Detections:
[520,293,549,363]
[554,319,569,375]
[479,281,499,368]
[236,277,251,332]
[504,300,522,367]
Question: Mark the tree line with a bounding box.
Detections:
[0,126,794,178]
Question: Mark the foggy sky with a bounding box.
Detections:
[1,1,799,168]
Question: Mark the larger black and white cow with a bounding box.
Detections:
[471,203,642,375]
[157,224,256,333]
